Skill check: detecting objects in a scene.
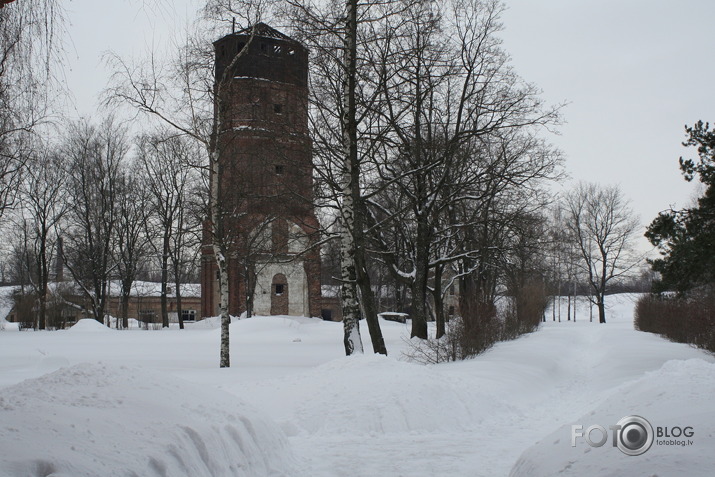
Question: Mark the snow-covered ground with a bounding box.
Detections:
[1,294,713,476]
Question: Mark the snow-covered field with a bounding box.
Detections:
[1,294,713,476]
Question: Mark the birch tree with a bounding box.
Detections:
[106,0,268,366]
[285,0,406,355]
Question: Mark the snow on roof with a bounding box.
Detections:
[106,281,200,298]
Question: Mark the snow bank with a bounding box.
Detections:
[509,358,715,477]
[0,363,294,476]
[68,318,113,332]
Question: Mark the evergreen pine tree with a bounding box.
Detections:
[646,121,715,292]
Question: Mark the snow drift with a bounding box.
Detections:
[68,318,113,333]
[0,363,294,476]
[509,358,715,477]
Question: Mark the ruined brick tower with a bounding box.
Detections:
[201,23,322,318]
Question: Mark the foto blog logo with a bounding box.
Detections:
[571,415,695,456]
[571,415,656,456]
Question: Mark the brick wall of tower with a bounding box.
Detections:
[201,24,323,319]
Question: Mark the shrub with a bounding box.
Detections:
[635,289,715,353]
[404,281,548,364]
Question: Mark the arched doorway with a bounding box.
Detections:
[270,273,289,315]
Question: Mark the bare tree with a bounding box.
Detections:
[18,146,68,329]
[106,0,268,366]
[138,131,201,329]
[114,163,151,330]
[0,0,64,224]
[564,182,640,323]
[286,0,407,355]
[62,117,127,323]
[363,0,561,339]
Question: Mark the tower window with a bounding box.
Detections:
[273,104,283,114]
[275,164,284,175]
[275,284,284,295]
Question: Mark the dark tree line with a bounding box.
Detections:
[637,121,715,353]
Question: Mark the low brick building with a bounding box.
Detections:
[105,281,202,324]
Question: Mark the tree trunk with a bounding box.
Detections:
[244,263,256,318]
[557,280,561,322]
[355,246,386,355]
[434,265,446,339]
[572,282,577,322]
[339,0,364,356]
[410,217,429,339]
[175,276,184,330]
[597,293,606,323]
[38,230,48,330]
[355,199,386,354]
[121,291,130,330]
[210,143,231,367]
[340,218,363,355]
[218,252,231,366]
[552,295,556,321]
[160,231,170,328]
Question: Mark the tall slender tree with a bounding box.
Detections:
[106,0,268,366]
[114,163,150,330]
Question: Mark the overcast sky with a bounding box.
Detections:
[63,0,715,254]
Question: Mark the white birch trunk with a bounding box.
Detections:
[210,146,231,368]
[340,0,363,356]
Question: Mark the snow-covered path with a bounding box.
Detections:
[1,294,713,476]
[227,294,713,476]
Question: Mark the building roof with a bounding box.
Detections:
[214,22,299,46]
[236,22,295,42]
